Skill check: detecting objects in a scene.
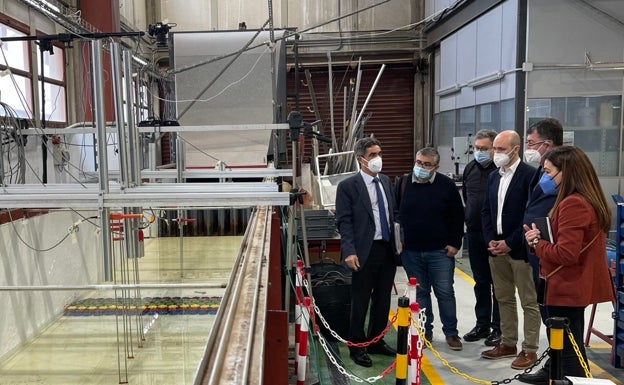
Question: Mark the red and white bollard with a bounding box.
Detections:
[407,276,418,305]
[409,302,423,385]
[294,260,304,375]
[297,297,311,385]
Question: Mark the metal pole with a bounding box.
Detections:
[0,283,226,291]
[547,317,567,383]
[91,39,112,282]
[396,296,409,385]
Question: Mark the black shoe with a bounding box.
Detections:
[518,368,549,385]
[463,326,490,342]
[350,350,373,367]
[484,329,501,346]
[368,341,396,356]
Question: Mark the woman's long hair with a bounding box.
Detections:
[543,146,611,233]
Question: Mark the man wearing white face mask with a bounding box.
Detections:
[518,118,563,385]
[481,130,540,370]
[335,137,400,367]
[395,147,465,351]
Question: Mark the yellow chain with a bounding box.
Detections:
[411,315,491,385]
[566,327,592,378]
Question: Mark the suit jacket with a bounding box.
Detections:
[482,161,535,260]
[533,193,614,306]
[335,171,399,266]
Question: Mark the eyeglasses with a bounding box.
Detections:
[415,160,437,168]
[525,140,545,148]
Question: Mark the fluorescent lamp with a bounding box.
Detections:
[588,63,624,71]
[466,70,505,88]
[132,55,148,66]
[435,83,461,96]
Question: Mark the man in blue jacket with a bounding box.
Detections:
[481,130,540,370]
[335,137,399,367]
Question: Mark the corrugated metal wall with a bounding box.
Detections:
[286,64,416,180]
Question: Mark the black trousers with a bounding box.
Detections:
[348,241,396,351]
[542,305,588,378]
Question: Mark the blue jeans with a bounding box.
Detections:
[401,249,458,337]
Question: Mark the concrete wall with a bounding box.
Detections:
[0,210,101,360]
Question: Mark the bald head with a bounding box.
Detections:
[493,130,521,168]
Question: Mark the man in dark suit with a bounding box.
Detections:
[335,136,399,367]
[481,130,541,370]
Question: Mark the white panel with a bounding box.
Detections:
[500,72,517,100]
[476,5,502,76]
[526,0,624,97]
[439,95,457,112]
[475,82,501,106]
[440,34,458,89]
[456,22,477,109]
[434,49,441,114]
[501,0,518,70]
[161,0,212,30]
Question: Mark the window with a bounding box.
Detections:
[0,19,66,124]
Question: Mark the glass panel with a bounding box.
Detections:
[41,82,67,122]
[458,107,475,137]
[500,99,515,131]
[527,96,621,176]
[435,110,457,146]
[476,103,500,132]
[36,45,64,81]
[0,24,29,72]
[0,75,33,118]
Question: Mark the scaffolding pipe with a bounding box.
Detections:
[0,283,227,291]
[91,39,113,282]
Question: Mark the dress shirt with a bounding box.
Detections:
[360,171,390,240]
[496,157,520,235]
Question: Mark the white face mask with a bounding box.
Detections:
[365,156,383,173]
[523,149,542,166]
[493,150,513,168]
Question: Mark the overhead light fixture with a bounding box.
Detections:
[435,83,461,96]
[132,55,148,66]
[466,70,505,88]
[588,63,624,71]
[23,0,60,18]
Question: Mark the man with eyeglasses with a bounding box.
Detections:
[394,147,464,351]
[518,118,564,385]
[461,129,502,347]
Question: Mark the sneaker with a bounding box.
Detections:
[481,343,517,359]
[463,326,490,342]
[485,329,501,346]
[511,350,537,370]
[446,335,463,351]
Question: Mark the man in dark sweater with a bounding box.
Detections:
[395,147,465,350]
[461,129,501,346]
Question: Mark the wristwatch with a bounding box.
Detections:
[532,236,540,247]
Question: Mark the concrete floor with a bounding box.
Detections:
[304,256,622,385]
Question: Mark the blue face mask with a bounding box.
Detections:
[473,150,491,164]
[413,165,431,179]
[538,172,559,195]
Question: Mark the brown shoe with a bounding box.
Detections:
[446,335,463,351]
[511,350,537,369]
[481,343,517,359]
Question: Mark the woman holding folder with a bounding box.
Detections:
[523,145,614,380]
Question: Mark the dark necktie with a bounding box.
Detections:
[373,178,390,242]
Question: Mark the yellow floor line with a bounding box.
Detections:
[389,307,444,385]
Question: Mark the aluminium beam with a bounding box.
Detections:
[23,123,290,135]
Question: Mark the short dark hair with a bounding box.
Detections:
[527,118,563,146]
[474,129,497,143]
[354,137,381,157]
[416,147,440,165]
